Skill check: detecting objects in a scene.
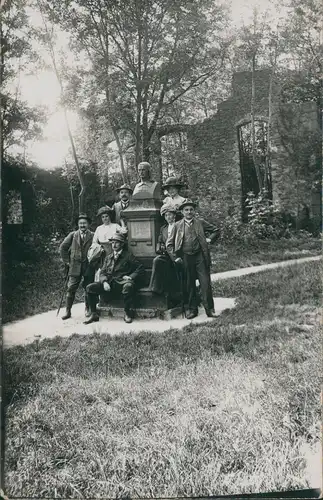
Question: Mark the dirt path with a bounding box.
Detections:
[3,255,321,348]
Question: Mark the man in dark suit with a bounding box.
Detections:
[149,203,180,302]
[85,232,144,324]
[59,214,95,320]
[166,200,219,319]
[112,184,133,226]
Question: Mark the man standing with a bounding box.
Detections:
[59,214,95,320]
[166,200,219,319]
[85,233,144,324]
[112,183,133,226]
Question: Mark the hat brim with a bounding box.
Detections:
[76,216,91,224]
[162,183,184,190]
[116,187,133,193]
[97,208,114,217]
[178,202,197,210]
[109,237,125,243]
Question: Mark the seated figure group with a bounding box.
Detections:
[59,161,219,325]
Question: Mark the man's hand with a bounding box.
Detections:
[206,238,211,244]
[123,275,133,282]
[103,282,111,292]
[175,257,183,265]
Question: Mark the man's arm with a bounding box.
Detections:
[59,232,74,264]
[201,218,220,243]
[166,224,177,262]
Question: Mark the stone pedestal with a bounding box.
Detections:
[97,180,182,318]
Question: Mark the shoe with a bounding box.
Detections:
[62,310,71,320]
[83,313,99,325]
[205,309,218,318]
[186,310,198,320]
[124,313,133,324]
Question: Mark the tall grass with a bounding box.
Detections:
[4,261,321,497]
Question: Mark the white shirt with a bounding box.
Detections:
[113,250,123,261]
[163,194,186,210]
[167,223,175,237]
[92,223,127,246]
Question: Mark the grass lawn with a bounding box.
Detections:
[4,261,321,498]
[210,237,321,273]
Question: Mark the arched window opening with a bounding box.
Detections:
[238,120,272,220]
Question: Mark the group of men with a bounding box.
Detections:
[59,161,219,324]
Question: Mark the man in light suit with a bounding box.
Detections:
[166,200,219,319]
[59,214,95,320]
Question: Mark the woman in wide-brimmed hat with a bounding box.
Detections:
[148,203,181,305]
[88,205,127,281]
[162,176,186,210]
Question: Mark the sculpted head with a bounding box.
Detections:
[137,162,151,182]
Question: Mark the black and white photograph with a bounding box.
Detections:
[1,0,322,497]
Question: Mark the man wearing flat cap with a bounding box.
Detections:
[85,232,144,324]
[166,199,219,319]
[59,213,95,320]
[149,203,180,301]
[112,184,133,226]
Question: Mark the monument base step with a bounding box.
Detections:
[97,287,182,312]
[97,305,184,320]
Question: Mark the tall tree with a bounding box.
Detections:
[42,0,230,181]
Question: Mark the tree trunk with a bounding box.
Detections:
[37,3,86,212]
[135,4,143,167]
[251,54,263,193]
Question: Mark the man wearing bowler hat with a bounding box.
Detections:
[59,213,95,320]
[112,183,133,226]
[85,232,144,324]
[166,199,219,319]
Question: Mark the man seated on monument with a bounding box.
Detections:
[166,199,219,320]
[132,161,161,198]
[162,176,186,212]
[112,183,133,226]
[149,203,181,304]
[84,232,144,325]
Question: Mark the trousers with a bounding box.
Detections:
[86,280,135,315]
[182,252,214,312]
[149,254,180,296]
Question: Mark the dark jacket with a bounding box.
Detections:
[59,229,94,277]
[99,248,144,285]
[166,218,219,270]
[156,224,169,254]
[112,200,130,225]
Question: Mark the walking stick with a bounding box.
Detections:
[57,267,69,317]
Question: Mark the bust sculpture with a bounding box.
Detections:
[132,162,161,200]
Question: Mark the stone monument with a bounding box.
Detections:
[97,162,182,319]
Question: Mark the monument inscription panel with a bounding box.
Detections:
[131,220,151,240]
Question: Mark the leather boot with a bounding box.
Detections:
[124,309,134,323]
[84,294,91,317]
[205,308,218,318]
[62,296,74,320]
[83,312,100,325]
[186,310,198,320]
